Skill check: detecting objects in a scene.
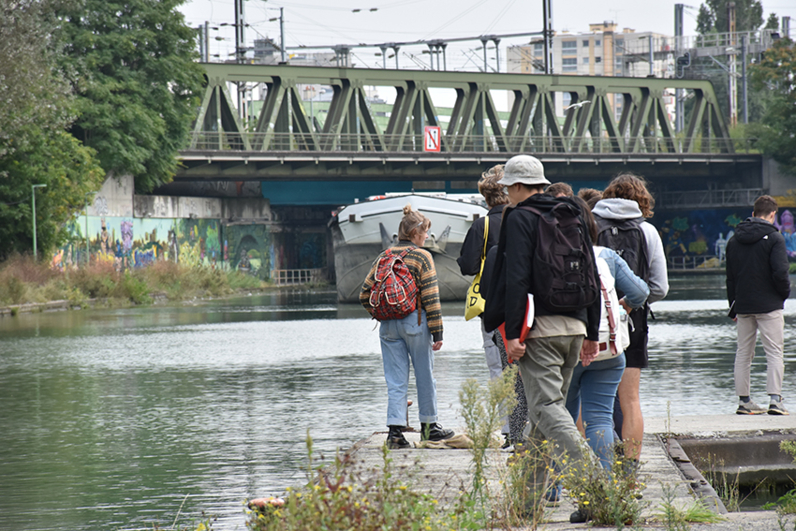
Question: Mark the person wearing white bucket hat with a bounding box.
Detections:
[497,154,551,188]
[485,154,601,521]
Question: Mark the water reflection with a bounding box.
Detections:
[1,280,794,530]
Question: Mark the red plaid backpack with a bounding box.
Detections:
[368,247,421,323]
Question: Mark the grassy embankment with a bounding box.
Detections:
[0,255,270,311]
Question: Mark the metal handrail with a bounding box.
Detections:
[272,268,326,285]
[188,131,757,155]
[657,188,764,208]
[667,255,724,270]
[675,29,778,51]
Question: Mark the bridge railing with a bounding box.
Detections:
[675,29,779,51]
[189,132,758,155]
[657,188,764,209]
[667,255,724,271]
[272,268,327,286]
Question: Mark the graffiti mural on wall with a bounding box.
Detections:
[653,207,796,264]
[225,224,271,279]
[53,217,273,278]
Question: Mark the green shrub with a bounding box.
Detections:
[561,446,647,527]
[227,270,264,290]
[762,441,796,515]
[246,433,443,531]
[656,483,724,529]
[4,276,26,305]
[118,272,152,305]
[68,261,117,298]
[0,252,276,308]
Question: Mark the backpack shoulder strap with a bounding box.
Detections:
[481,216,489,260]
[398,245,423,325]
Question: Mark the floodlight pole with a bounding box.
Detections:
[31,184,47,260]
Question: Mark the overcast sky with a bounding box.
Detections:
[178,0,795,69]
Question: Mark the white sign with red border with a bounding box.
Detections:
[424,126,441,152]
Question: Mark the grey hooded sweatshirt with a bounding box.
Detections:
[592,197,669,303]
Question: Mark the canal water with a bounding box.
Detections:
[1,275,795,531]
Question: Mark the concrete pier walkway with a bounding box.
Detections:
[349,415,795,530]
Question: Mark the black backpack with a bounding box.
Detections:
[519,203,599,313]
[595,217,650,294]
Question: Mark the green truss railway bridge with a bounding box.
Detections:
[171,63,766,202]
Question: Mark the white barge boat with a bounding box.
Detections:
[330,193,488,303]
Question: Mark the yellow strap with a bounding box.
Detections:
[478,216,489,275]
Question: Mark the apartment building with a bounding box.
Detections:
[507,22,677,119]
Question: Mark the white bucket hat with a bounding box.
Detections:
[498,155,550,187]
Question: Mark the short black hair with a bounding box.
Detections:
[520,183,546,194]
[753,195,778,217]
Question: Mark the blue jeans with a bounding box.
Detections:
[565,354,626,470]
[380,310,437,427]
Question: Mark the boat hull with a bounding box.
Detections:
[333,240,472,303]
[330,194,486,303]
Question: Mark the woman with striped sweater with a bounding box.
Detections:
[361,204,454,449]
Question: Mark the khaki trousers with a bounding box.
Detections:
[734,309,784,397]
[517,335,589,469]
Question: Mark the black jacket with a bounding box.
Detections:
[726,217,790,314]
[457,204,504,275]
[483,193,600,341]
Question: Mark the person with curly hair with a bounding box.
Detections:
[592,173,668,465]
[458,165,519,445]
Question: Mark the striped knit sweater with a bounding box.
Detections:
[360,241,443,342]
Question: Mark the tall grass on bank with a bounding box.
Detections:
[245,368,562,531]
[0,254,266,308]
[246,431,445,531]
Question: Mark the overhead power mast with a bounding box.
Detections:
[542,0,553,74]
[727,2,737,127]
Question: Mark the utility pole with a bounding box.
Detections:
[480,37,489,72]
[542,0,553,74]
[728,2,737,127]
[31,184,46,261]
[268,8,287,62]
[234,0,246,121]
[675,4,684,132]
[280,8,286,62]
[234,0,245,63]
[741,34,748,124]
[380,45,388,69]
[203,22,209,62]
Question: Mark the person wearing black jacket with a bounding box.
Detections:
[457,165,512,442]
[483,155,601,519]
[457,165,507,276]
[726,195,791,415]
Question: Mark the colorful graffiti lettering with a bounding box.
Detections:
[54,213,328,278]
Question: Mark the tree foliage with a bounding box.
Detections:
[696,0,764,34]
[0,128,104,260]
[690,0,777,124]
[0,0,73,159]
[57,0,205,193]
[0,0,104,260]
[748,38,796,176]
[764,13,780,31]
